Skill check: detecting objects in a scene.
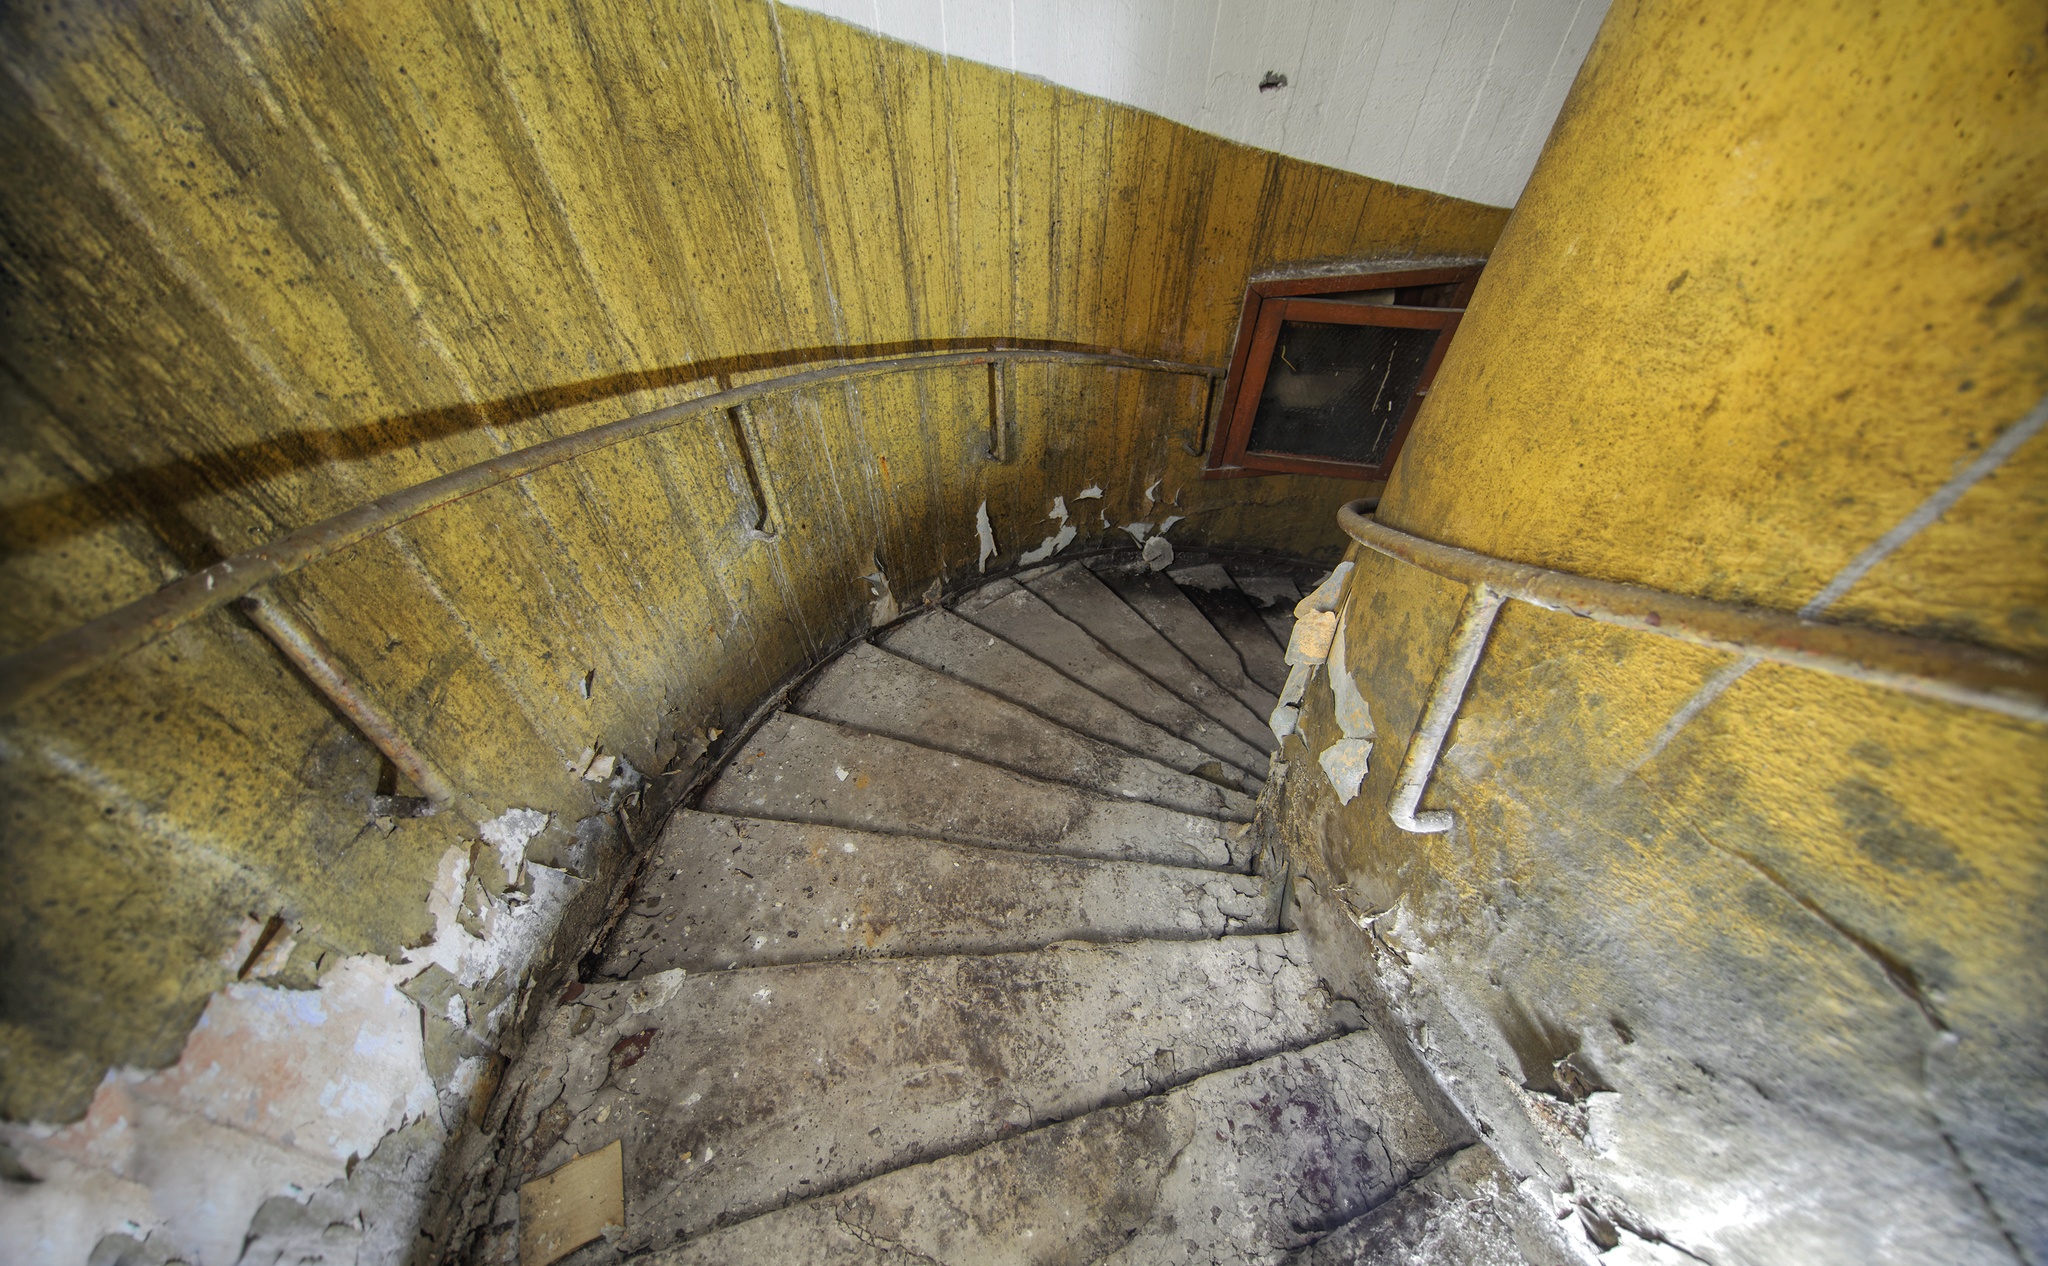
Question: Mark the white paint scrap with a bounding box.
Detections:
[833,765,850,782]
[1141,536,1176,570]
[1074,485,1103,500]
[975,500,997,573]
[627,969,687,1014]
[1327,615,1376,740]
[1122,522,1154,545]
[1018,523,1077,565]
[583,754,616,783]
[1048,496,1068,521]
[1157,515,1184,535]
[480,808,550,888]
[1295,562,1355,618]
[1143,479,1162,504]
[1320,741,1376,804]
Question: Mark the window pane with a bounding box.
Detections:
[1246,320,1441,465]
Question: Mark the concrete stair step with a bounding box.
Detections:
[879,609,1259,794]
[1285,1145,1577,1266]
[596,811,1276,979]
[698,712,1242,870]
[1169,562,1292,696]
[643,1027,1458,1266]
[1094,563,1282,717]
[520,936,1356,1252]
[1022,563,1279,753]
[953,579,1271,776]
[1230,567,1305,649]
[790,642,1254,819]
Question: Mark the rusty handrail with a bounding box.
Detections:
[0,348,1221,713]
[1338,500,2047,726]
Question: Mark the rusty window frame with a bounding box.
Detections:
[1204,265,1483,480]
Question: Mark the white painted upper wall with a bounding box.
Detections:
[779,0,1610,209]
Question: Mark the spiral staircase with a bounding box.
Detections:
[447,554,1573,1266]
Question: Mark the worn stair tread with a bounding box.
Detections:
[1169,562,1292,695]
[1287,1145,1573,1265]
[1022,562,1280,752]
[879,609,1258,793]
[524,936,1353,1251]
[1230,568,1306,648]
[953,579,1271,776]
[790,642,1255,819]
[644,1028,1457,1266]
[597,812,1275,978]
[699,712,1242,870]
[1097,566,1282,716]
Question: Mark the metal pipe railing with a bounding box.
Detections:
[1339,501,2047,726]
[1338,500,2048,834]
[0,347,1220,714]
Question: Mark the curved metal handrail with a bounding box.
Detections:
[0,347,1221,713]
[1337,499,2047,726]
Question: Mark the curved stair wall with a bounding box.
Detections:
[0,0,1512,1257]
[1277,4,2048,1263]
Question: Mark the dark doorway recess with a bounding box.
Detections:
[1205,265,1482,480]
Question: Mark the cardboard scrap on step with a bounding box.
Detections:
[520,1138,624,1266]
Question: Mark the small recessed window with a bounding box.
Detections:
[1204,264,1482,480]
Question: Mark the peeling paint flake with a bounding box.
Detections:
[975,501,998,573]
[1075,486,1103,500]
[480,808,550,887]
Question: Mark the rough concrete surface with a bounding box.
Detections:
[793,641,1255,819]
[1099,565,1283,716]
[598,812,1272,976]
[1288,1146,1581,1266]
[1229,571,1305,648]
[955,580,1272,774]
[1167,564,1294,696]
[880,609,1259,791]
[699,712,1241,869]
[646,1030,1455,1266]
[1023,563,1280,751]
[497,936,1351,1250]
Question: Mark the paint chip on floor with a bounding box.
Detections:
[518,1139,624,1266]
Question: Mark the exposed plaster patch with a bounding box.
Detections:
[975,501,997,573]
[0,956,435,1266]
[481,807,550,888]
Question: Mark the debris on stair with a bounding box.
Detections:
[518,1138,623,1266]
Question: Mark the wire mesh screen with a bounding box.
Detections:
[1246,320,1442,465]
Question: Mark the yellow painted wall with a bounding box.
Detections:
[0,0,1508,1121]
[1293,1,2045,1260]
